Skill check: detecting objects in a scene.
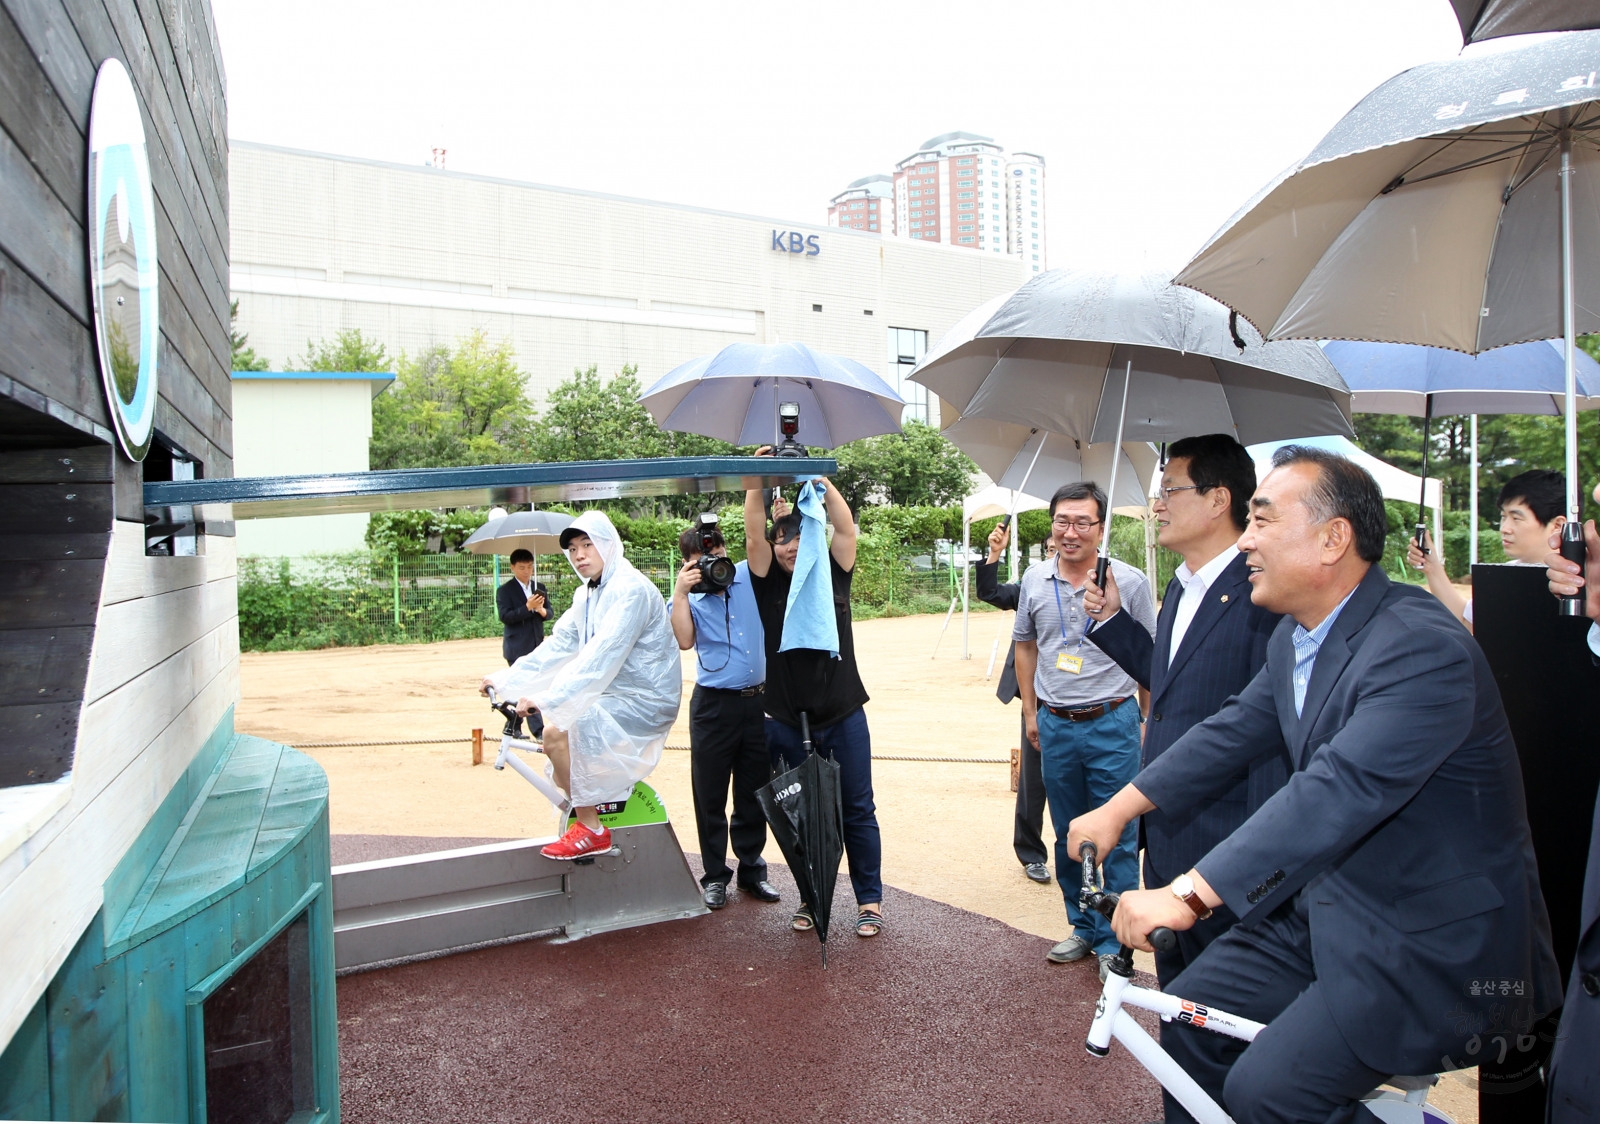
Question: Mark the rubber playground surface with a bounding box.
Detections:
[333,836,1165,1124]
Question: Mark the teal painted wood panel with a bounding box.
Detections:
[124,928,187,1123]
[0,998,48,1120]
[248,749,329,877]
[45,922,128,1121]
[181,898,235,991]
[102,708,236,941]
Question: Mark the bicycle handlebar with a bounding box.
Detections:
[1077,841,1177,954]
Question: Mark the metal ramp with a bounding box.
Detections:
[330,784,707,972]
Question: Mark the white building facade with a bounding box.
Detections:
[1007,152,1047,273]
[229,143,1027,431]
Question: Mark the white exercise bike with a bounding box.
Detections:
[1077,843,1455,1124]
[485,685,573,835]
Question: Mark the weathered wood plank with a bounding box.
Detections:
[0,7,86,221]
[0,533,110,560]
[0,626,94,705]
[0,558,106,628]
[84,572,235,703]
[0,0,95,135]
[154,330,231,463]
[45,918,129,1120]
[72,617,236,798]
[0,482,113,535]
[248,749,327,876]
[123,927,187,1123]
[0,700,77,784]
[100,519,233,605]
[0,444,112,483]
[0,119,87,322]
[0,250,99,428]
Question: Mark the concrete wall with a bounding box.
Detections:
[228,142,1028,414]
[232,376,378,556]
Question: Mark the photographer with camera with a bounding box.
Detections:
[670,514,781,910]
[745,451,884,939]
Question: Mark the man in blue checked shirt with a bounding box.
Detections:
[1013,481,1157,979]
[670,521,782,911]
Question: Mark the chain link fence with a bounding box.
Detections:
[237,545,980,652]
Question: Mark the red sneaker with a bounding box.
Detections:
[541,821,612,860]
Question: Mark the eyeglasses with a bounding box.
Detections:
[1156,484,1203,502]
[1051,517,1103,532]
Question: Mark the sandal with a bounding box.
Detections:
[791,906,815,932]
[855,908,884,938]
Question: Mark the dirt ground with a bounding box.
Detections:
[238,608,1478,1122]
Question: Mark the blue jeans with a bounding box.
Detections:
[765,708,882,906]
[1037,701,1141,955]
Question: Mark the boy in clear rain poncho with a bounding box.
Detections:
[482,510,683,859]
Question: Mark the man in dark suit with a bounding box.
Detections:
[1543,486,1600,1123]
[1070,446,1562,1124]
[975,520,1053,884]
[1081,434,1286,1123]
[497,548,551,737]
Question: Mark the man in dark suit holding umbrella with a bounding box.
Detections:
[497,548,550,737]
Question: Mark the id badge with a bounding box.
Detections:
[1057,652,1084,674]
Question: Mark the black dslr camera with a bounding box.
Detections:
[773,401,808,458]
[691,512,737,594]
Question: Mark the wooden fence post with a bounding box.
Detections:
[472,728,483,766]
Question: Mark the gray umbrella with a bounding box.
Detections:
[1453,0,1600,44]
[1175,30,1600,568]
[912,269,1351,447]
[912,268,1349,581]
[462,510,576,589]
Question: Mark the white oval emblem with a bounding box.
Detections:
[87,58,159,461]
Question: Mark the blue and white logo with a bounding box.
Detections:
[88,58,159,461]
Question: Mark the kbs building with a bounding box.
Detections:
[228,142,1028,427]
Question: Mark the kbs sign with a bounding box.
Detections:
[772,230,820,256]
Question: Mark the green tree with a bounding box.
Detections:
[527,363,731,461]
[229,300,269,371]
[370,332,535,469]
[296,328,391,373]
[830,419,976,510]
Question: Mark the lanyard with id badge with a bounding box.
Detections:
[1051,575,1089,674]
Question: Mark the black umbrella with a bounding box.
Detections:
[756,712,844,966]
[1452,0,1600,44]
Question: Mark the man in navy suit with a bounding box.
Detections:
[1081,434,1286,1123]
[1071,446,1562,1124]
[497,548,550,737]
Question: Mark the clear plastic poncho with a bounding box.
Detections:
[488,510,682,806]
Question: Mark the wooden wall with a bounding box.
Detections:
[0,0,241,1063]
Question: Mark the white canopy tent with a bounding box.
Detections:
[1247,435,1443,547]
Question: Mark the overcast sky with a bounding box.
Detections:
[211,1,1466,273]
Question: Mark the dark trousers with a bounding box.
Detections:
[1148,874,1240,1124]
[688,685,769,889]
[766,707,883,906]
[1162,896,1384,1124]
[1013,716,1050,866]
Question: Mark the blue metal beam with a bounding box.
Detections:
[143,455,834,521]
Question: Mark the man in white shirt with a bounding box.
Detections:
[1081,434,1287,1088]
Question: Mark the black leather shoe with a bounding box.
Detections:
[703,882,727,910]
[739,879,782,903]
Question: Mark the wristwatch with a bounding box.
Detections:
[1171,874,1213,921]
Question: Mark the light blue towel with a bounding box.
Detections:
[779,480,840,658]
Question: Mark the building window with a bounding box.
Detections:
[959,225,974,232]
[869,223,877,230]
[887,327,931,424]
[813,303,823,312]
[864,309,873,316]
[1032,254,1039,260]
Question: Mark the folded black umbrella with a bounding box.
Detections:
[756,712,844,966]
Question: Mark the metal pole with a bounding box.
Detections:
[1563,128,1580,522]
[1415,394,1432,553]
[1469,414,1479,566]
[1097,360,1133,586]
[392,554,400,626]
[961,519,971,659]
